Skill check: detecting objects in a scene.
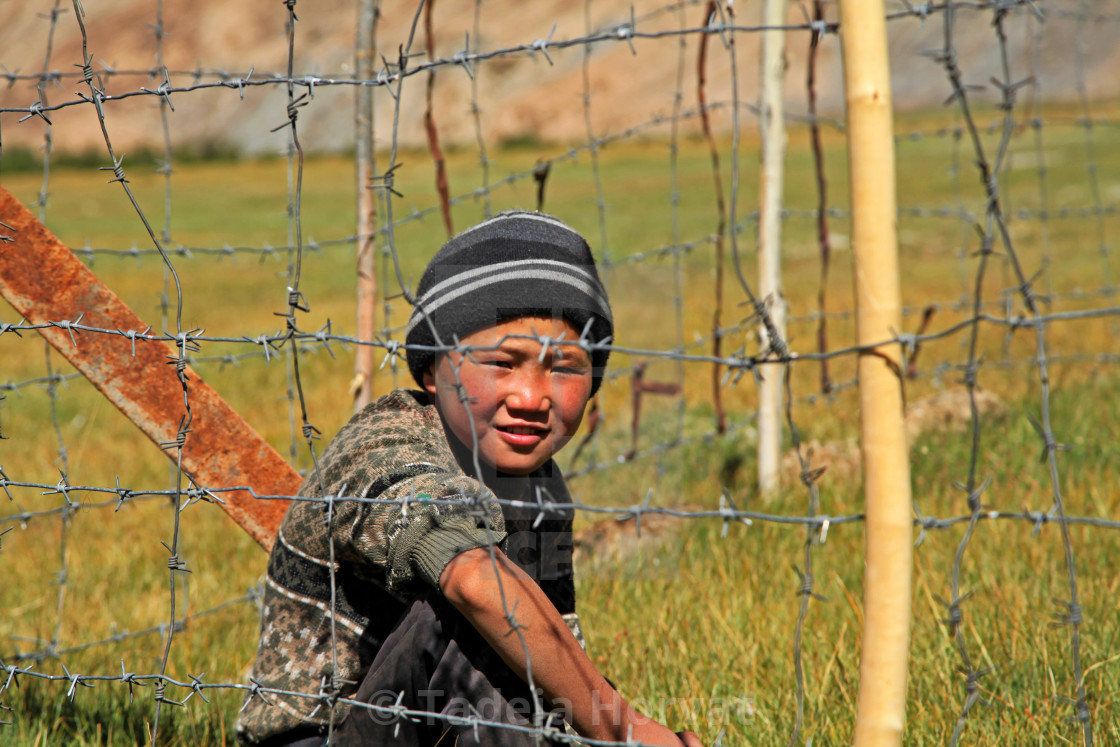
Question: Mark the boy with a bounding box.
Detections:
[238,211,703,746]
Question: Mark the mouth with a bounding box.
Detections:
[495,423,549,446]
[499,425,546,435]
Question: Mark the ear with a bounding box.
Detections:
[422,362,438,396]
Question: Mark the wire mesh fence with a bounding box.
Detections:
[1,0,1118,744]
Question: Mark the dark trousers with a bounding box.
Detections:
[273,593,564,746]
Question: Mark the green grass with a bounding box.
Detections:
[2,102,1120,745]
[1,142,249,175]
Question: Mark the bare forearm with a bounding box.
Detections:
[440,547,684,744]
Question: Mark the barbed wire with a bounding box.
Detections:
[0,3,1113,90]
[3,303,1119,370]
[931,0,1093,740]
[7,183,1112,272]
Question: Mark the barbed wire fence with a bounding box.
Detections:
[1,0,1118,744]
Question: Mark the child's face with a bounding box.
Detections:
[424,316,593,475]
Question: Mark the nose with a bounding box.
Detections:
[504,365,551,414]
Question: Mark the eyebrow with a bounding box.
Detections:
[490,335,591,362]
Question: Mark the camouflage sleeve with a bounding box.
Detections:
[562,612,586,651]
[330,469,507,593]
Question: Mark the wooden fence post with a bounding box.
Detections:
[352,0,379,412]
[840,0,914,742]
[757,0,788,497]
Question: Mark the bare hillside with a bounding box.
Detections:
[1,0,1116,156]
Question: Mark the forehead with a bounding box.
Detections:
[461,316,588,357]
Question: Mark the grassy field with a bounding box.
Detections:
[1,103,1119,745]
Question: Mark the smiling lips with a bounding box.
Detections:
[497,423,548,445]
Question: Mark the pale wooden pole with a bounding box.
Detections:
[352,0,379,412]
[757,0,788,497]
[840,0,913,744]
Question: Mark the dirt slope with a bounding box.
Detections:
[1,0,1116,155]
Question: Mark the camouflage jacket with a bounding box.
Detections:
[237,389,577,744]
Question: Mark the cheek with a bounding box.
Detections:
[451,367,500,418]
[434,363,490,419]
[554,377,592,429]
[464,367,495,395]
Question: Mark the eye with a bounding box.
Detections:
[552,364,590,376]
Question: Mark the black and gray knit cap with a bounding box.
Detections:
[405,211,613,396]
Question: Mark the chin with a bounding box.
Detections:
[495,453,550,475]
[497,462,543,476]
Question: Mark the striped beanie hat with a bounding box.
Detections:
[405,211,613,396]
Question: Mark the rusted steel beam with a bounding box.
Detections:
[0,185,297,551]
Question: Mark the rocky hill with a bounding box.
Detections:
[1,0,1116,156]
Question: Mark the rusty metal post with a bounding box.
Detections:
[0,186,299,551]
